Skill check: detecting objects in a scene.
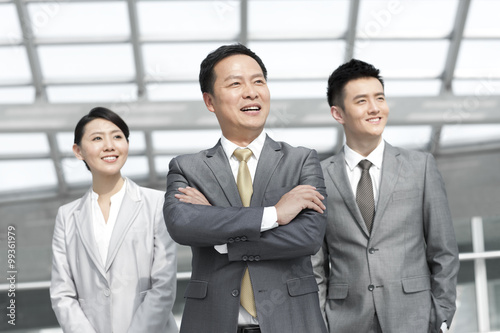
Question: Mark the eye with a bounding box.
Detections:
[114,134,123,139]
[229,81,240,87]
[92,136,102,141]
[255,79,266,84]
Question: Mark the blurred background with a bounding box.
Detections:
[0,0,499,332]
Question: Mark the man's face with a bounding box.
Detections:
[332,77,389,144]
[203,54,270,143]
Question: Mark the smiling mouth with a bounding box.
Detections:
[241,106,260,112]
[102,156,118,161]
[367,117,381,123]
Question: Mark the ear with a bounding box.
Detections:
[331,106,345,125]
[203,92,216,113]
[73,144,84,160]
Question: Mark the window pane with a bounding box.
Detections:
[39,45,135,81]
[47,84,137,103]
[383,126,432,150]
[453,79,500,96]
[484,216,500,251]
[138,1,239,40]
[354,41,449,78]
[455,40,500,78]
[121,156,149,178]
[62,157,91,185]
[384,80,441,97]
[57,132,74,153]
[129,131,146,152]
[0,46,31,83]
[0,159,57,192]
[249,41,344,79]
[441,124,500,147]
[0,86,35,103]
[267,127,337,154]
[249,0,349,39]
[0,3,22,43]
[143,43,223,81]
[453,261,478,332]
[155,155,176,176]
[488,258,500,330]
[147,83,201,101]
[0,133,50,154]
[152,129,221,152]
[358,0,457,38]
[268,80,327,99]
[455,217,473,253]
[464,0,500,37]
[28,2,129,39]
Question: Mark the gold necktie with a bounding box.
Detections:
[233,148,256,317]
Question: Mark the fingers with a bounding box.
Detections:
[175,186,211,206]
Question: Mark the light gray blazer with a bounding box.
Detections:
[313,143,459,333]
[50,178,178,333]
[164,135,328,333]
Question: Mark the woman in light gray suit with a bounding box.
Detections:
[50,107,178,333]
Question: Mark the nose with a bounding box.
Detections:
[243,83,258,100]
[367,98,380,114]
[103,138,114,151]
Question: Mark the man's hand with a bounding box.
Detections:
[275,185,325,225]
[175,187,211,206]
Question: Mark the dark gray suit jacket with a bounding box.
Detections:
[164,135,328,333]
[313,143,459,333]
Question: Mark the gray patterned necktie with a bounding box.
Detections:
[356,160,375,233]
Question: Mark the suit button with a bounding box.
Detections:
[232,289,239,297]
[254,255,260,261]
[241,236,247,242]
[242,255,248,261]
[368,285,374,291]
[235,237,241,242]
[104,289,111,297]
[228,238,234,243]
[369,248,376,254]
[248,256,254,261]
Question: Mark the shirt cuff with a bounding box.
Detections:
[261,206,278,231]
[214,244,228,254]
[440,322,448,332]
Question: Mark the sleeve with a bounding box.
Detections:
[423,153,460,331]
[50,207,98,333]
[164,156,264,247]
[226,149,327,261]
[127,194,178,332]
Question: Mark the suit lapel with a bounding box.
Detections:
[205,140,242,207]
[74,189,108,278]
[251,135,283,206]
[371,143,402,235]
[326,149,370,237]
[105,179,142,272]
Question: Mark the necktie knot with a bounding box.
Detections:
[234,148,252,163]
[358,159,372,171]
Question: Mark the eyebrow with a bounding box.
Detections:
[89,129,122,136]
[223,73,265,82]
[352,92,385,100]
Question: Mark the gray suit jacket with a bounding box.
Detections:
[51,178,178,333]
[164,135,327,333]
[312,143,459,333]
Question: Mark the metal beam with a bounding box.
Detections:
[344,0,360,62]
[239,0,248,45]
[14,0,46,102]
[127,0,147,99]
[441,0,471,94]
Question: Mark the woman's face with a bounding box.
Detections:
[73,118,129,177]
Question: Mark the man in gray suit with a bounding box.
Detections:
[164,44,328,333]
[312,59,459,333]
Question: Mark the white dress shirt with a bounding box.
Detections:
[91,178,127,266]
[344,140,384,207]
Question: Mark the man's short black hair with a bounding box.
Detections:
[199,43,267,95]
[327,59,384,109]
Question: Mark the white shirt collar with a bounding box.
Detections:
[345,140,385,171]
[220,130,266,160]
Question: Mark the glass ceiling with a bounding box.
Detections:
[0,0,499,200]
